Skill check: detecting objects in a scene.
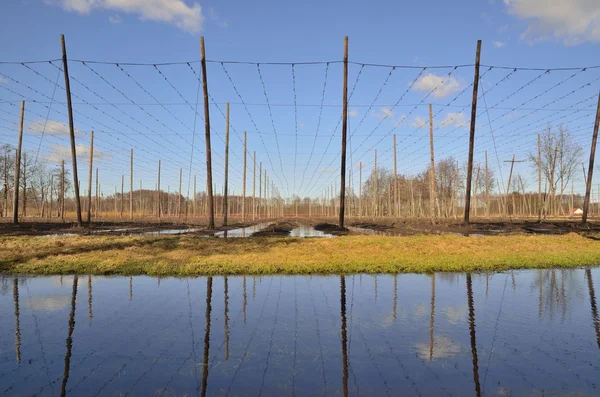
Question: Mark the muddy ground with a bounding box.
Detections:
[2,216,600,237]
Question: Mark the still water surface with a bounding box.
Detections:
[1,269,599,396]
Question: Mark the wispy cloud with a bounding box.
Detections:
[28,119,81,136]
[440,112,469,129]
[45,0,205,33]
[411,115,427,128]
[208,7,228,28]
[0,76,7,84]
[108,14,121,24]
[348,108,358,118]
[493,40,507,48]
[413,73,462,98]
[504,0,600,45]
[46,143,108,163]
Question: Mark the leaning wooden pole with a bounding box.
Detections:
[86,131,94,224]
[200,37,215,229]
[464,40,482,225]
[223,103,230,226]
[60,34,83,227]
[242,131,247,222]
[339,36,349,228]
[582,91,600,225]
[12,101,24,224]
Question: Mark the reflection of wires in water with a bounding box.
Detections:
[257,278,283,397]
[186,280,199,392]
[308,279,327,396]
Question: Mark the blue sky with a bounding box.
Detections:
[1,0,599,200]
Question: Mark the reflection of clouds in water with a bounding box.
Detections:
[52,276,75,287]
[414,304,428,317]
[444,306,467,324]
[27,296,71,312]
[415,336,461,360]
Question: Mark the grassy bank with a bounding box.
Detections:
[1,233,599,276]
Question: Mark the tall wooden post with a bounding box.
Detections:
[485,151,489,217]
[193,174,197,217]
[200,37,215,229]
[223,103,230,226]
[253,152,256,221]
[582,91,600,224]
[374,150,378,217]
[264,169,267,218]
[157,160,161,219]
[94,168,98,219]
[242,131,247,222]
[120,175,124,218]
[129,149,133,220]
[429,104,437,223]
[537,134,542,222]
[393,135,398,217]
[60,34,83,227]
[176,168,181,217]
[12,101,24,224]
[464,40,482,224]
[86,131,94,223]
[259,162,262,219]
[359,161,362,217]
[339,36,349,227]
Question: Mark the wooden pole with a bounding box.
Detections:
[193,174,197,217]
[485,151,489,217]
[61,161,66,220]
[223,103,230,226]
[259,162,262,219]
[242,131,247,222]
[505,155,516,216]
[537,133,542,222]
[464,40,482,224]
[120,175,124,218]
[393,134,398,217]
[374,150,378,217]
[582,91,600,224]
[86,131,94,223]
[178,168,182,218]
[359,161,362,217]
[60,34,83,227]
[253,152,256,221]
[429,104,436,224]
[129,149,133,220]
[200,37,215,229]
[94,167,98,219]
[157,160,161,219]
[12,100,24,224]
[339,36,349,228]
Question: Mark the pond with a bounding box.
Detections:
[1,269,599,396]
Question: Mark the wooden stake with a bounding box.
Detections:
[12,100,24,224]
[178,168,182,218]
[537,133,542,222]
[393,134,398,217]
[200,37,215,229]
[429,104,436,223]
[120,175,124,218]
[339,36,349,228]
[582,91,600,224]
[259,162,262,219]
[129,149,133,220]
[193,174,197,217]
[157,160,161,219]
[485,151,489,217]
[253,152,256,221]
[60,34,82,227]
[223,103,230,226]
[359,161,362,217]
[464,40,482,224]
[374,150,378,217]
[62,161,66,220]
[94,167,98,219]
[242,131,247,222]
[86,131,94,224]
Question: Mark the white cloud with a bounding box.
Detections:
[413,73,462,98]
[504,0,600,45]
[493,40,507,48]
[411,116,427,128]
[45,0,205,33]
[373,107,394,121]
[27,296,71,312]
[348,108,358,118]
[440,112,469,129]
[498,24,509,33]
[46,143,108,163]
[415,336,462,360]
[28,119,82,136]
[109,14,121,23]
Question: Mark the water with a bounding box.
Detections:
[1,269,599,396]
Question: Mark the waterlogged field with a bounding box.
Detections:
[1,269,600,396]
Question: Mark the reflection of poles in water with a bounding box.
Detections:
[88,275,93,325]
[224,276,230,360]
[485,273,489,298]
[60,276,78,397]
[243,276,247,324]
[467,273,481,397]
[201,277,213,397]
[252,276,256,299]
[374,275,378,302]
[340,276,349,397]
[429,274,436,361]
[538,270,543,320]
[129,276,133,301]
[393,275,397,322]
[585,269,600,349]
[13,278,21,364]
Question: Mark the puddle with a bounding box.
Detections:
[214,222,272,238]
[289,224,334,238]
[3,269,600,396]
